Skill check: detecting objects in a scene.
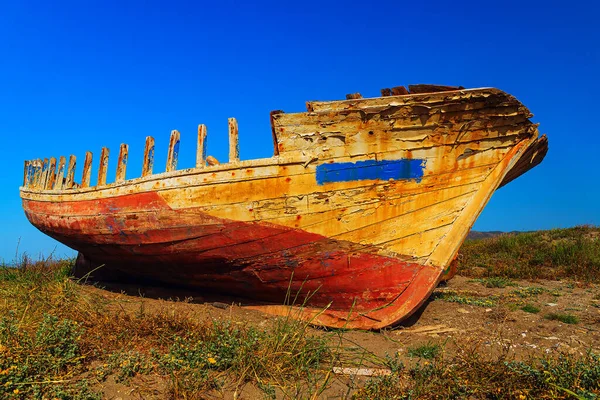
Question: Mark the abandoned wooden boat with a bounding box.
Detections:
[20,84,548,329]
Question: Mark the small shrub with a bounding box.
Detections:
[482,277,515,288]
[544,313,579,324]
[408,343,440,360]
[520,304,540,314]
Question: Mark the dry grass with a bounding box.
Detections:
[459,226,600,282]
[2,227,600,399]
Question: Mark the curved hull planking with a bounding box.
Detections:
[20,86,547,329]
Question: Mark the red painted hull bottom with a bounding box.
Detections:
[24,194,443,330]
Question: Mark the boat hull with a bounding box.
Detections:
[20,87,548,329]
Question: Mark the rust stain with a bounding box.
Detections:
[18,85,548,330]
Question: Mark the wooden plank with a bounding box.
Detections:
[166,130,180,172]
[82,151,93,188]
[116,144,128,183]
[196,124,207,168]
[98,147,109,186]
[228,118,239,163]
[55,156,66,191]
[142,136,155,177]
[65,155,76,188]
[45,157,57,190]
[408,84,464,94]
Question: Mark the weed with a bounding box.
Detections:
[408,343,441,359]
[520,304,541,314]
[545,313,579,324]
[512,286,546,298]
[481,276,515,288]
[434,291,497,307]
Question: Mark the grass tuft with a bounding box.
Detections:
[544,313,579,324]
[520,304,541,314]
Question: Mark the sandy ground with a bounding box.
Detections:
[89,275,600,399]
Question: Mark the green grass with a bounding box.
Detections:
[544,313,579,324]
[354,350,600,399]
[459,226,600,282]
[433,291,497,307]
[520,304,541,314]
[407,343,441,360]
[0,256,336,398]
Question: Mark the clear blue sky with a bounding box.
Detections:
[1,0,598,262]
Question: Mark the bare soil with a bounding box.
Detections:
[91,276,600,399]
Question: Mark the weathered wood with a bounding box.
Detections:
[196,124,207,168]
[206,155,220,166]
[65,155,76,188]
[408,84,464,94]
[45,157,57,190]
[166,130,180,172]
[116,144,128,183]
[98,147,109,186]
[142,137,155,177]
[18,86,548,330]
[23,161,31,188]
[30,159,42,189]
[82,152,93,188]
[228,118,239,163]
[380,88,392,97]
[499,134,548,188]
[40,158,49,190]
[270,111,282,156]
[391,86,409,96]
[345,93,362,99]
[55,156,66,190]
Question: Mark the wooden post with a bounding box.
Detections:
[98,147,109,186]
[66,155,76,188]
[23,161,31,188]
[46,157,57,190]
[82,151,93,188]
[166,130,180,172]
[196,124,207,168]
[142,136,155,177]
[228,118,239,163]
[55,156,66,190]
[116,144,128,183]
[33,159,44,189]
[40,158,49,190]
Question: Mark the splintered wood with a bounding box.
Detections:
[19,86,547,329]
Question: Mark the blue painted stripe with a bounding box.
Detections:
[316,159,426,185]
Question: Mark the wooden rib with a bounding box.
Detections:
[196,124,207,168]
[55,156,66,190]
[98,147,109,186]
[391,86,409,96]
[23,161,31,187]
[116,144,128,183]
[82,152,93,188]
[380,88,392,97]
[346,93,363,99]
[228,118,239,163]
[45,157,57,190]
[65,155,76,188]
[40,158,49,190]
[270,111,282,156]
[30,160,40,189]
[166,130,180,172]
[142,137,155,177]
